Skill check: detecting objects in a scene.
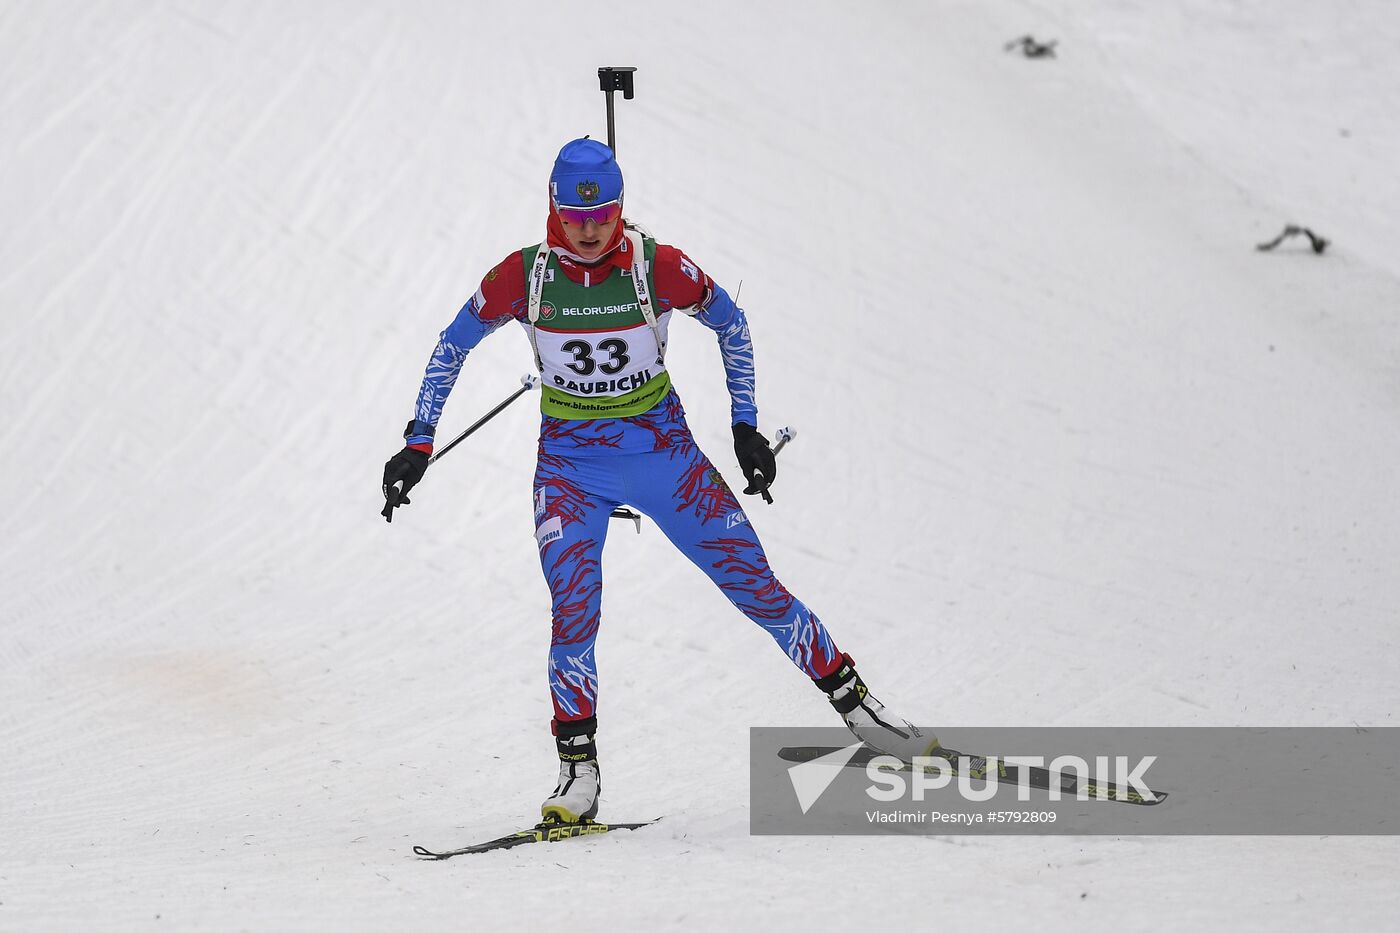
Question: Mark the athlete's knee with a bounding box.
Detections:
[539,531,603,627]
[729,577,796,622]
[550,591,601,645]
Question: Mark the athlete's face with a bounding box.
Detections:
[558,209,621,261]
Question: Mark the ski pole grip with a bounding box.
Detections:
[381,481,404,522]
[746,469,774,505]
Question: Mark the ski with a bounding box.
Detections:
[413,817,661,859]
[778,746,1167,806]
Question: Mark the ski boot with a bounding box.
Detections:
[816,654,940,762]
[541,716,601,824]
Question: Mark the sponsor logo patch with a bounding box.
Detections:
[535,487,547,518]
[535,516,563,549]
[560,303,638,316]
[726,510,749,529]
[680,255,700,284]
[551,370,652,395]
[539,302,557,320]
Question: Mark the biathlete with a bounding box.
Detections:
[382,138,934,823]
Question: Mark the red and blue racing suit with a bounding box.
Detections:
[405,234,845,726]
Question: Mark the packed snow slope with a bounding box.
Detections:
[3,1,1398,929]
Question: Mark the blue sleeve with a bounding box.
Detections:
[405,293,508,447]
[689,282,758,427]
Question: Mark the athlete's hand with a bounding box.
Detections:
[381,447,429,522]
[732,423,776,503]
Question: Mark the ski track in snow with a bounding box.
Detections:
[2,1,1398,929]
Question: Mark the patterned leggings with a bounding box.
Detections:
[532,427,843,724]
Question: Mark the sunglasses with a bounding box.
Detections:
[554,199,623,227]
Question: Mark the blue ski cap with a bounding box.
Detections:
[550,137,623,208]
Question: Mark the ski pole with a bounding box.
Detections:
[382,374,540,521]
[608,425,797,530]
[429,373,540,466]
[597,67,637,153]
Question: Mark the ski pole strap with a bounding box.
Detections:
[624,230,665,365]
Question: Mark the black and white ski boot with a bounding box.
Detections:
[816,654,939,762]
[541,717,601,824]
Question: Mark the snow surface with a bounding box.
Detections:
[3,1,1398,929]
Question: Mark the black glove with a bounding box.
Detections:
[732,423,776,503]
[381,447,429,522]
